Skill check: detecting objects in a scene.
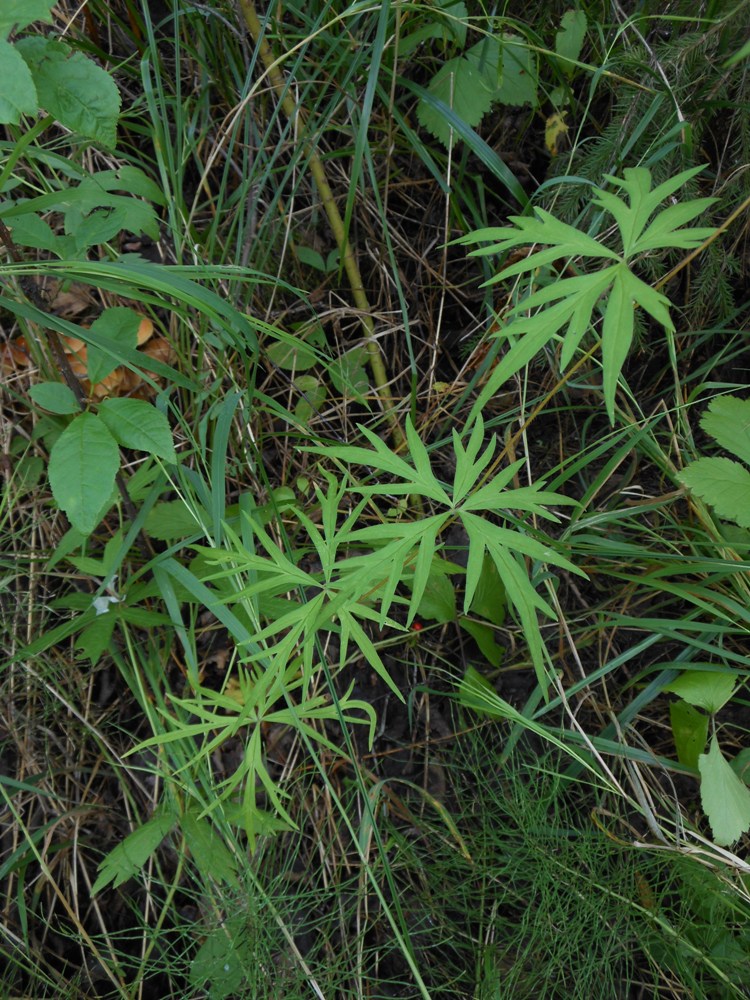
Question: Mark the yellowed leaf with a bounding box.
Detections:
[545,111,569,156]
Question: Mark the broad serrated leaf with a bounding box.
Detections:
[98,398,176,463]
[0,40,38,124]
[48,412,120,535]
[145,502,202,540]
[0,0,54,36]
[664,670,736,713]
[3,211,66,254]
[180,811,238,886]
[555,10,587,71]
[679,457,750,528]
[15,37,120,148]
[491,34,538,107]
[28,381,79,415]
[1,183,159,255]
[92,805,177,894]
[76,612,117,666]
[698,736,750,846]
[86,306,142,384]
[417,34,537,148]
[700,395,750,466]
[83,165,166,205]
[417,51,494,147]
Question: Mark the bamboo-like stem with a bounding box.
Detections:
[236,0,405,447]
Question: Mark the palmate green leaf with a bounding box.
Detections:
[311,419,451,503]
[308,413,578,689]
[462,476,574,516]
[48,412,120,535]
[347,515,449,625]
[451,418,498,504]
[339,605,404,700]
[460,209,616,264]
[700,395,750,466]
[595,166,711,256]
[679,457,750,528]
[458,165,714,426]
[699,736,750,846]
[632,198,716,253]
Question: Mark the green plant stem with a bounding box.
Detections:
[236,0,405,448]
